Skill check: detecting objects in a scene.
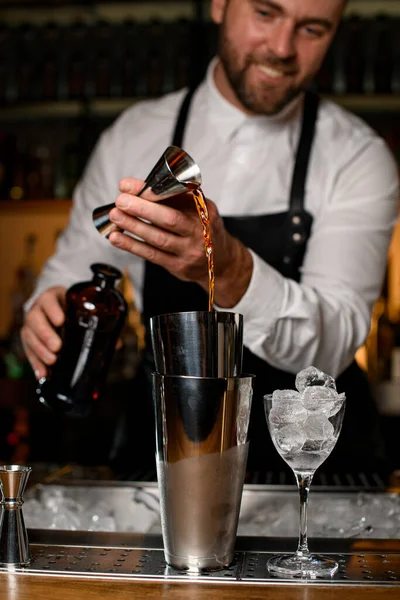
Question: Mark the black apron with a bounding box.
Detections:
[109,89,388,480]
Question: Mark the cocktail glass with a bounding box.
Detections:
[264,387,346,578]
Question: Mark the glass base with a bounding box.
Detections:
[267,553,338,579]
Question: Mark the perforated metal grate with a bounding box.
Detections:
[8,544,399,585]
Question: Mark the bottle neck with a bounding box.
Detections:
[93,275,115,290]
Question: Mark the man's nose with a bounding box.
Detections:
[267,21,297,60]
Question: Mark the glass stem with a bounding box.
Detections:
[294,471,314,558]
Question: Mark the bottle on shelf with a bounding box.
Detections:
[67,21,89,100]
[372,15,395,95]
[8,136,29,201]
[145,19,166,97]
[40,21,63,102]
[26,138,53,199]
[120,19,143,98]
[343,15,367,95]
[0,131,15,201]
[15,23,40,103]
[0,24,15,106]
[53,137,80,199]
[91,20,114,99]
[169,18,192,92]
[392,18,400,94]
[36,264,127,417]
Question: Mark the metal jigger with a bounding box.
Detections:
[0,465,31,568]
[92,145,202,238]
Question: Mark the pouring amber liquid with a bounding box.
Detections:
[188,186,215,312]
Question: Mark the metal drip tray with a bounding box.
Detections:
[10,543,400,586]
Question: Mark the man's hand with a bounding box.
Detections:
[21,286,66,380]
[108,178,254,308]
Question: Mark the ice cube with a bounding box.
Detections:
[302,385,338,413]
[303,414,334,440]
[272,389,302,402]
[302,439,325,452]
[295,366,336,394]
[268,407,283,428]
[269,400,308,425]
[274,424,306,454]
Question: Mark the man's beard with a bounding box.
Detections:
[218,31,307,116]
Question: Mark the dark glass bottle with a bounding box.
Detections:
[37,263,127,417]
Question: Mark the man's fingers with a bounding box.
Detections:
[21,325,58,367]
[119,178,146,195]
[25,305,62,353]
[109,210,187,254]
[38,289,66,328]
[109,232,178,270]
[23,344,47,380]
[113,195,195,236]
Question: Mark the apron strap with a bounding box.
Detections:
[172,87,197,148]
[290,90,320,213]
[282,90,320,280]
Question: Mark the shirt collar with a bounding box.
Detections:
[204,57,304,143]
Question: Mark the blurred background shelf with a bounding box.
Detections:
[2,95,400,122]
[0,199,72,211]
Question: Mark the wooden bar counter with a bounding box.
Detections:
[1,573,399,600]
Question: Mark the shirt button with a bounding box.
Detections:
[292,233,303,243]
[292,216,301,225]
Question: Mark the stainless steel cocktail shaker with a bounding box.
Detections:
[151,310,254,572]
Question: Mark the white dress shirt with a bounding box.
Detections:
[27,59,399,378]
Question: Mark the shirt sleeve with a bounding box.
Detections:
[218,135,399,378]
[24,125,133,312]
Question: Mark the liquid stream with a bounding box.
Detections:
[191,187,215,312]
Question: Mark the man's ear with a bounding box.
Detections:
[210,0,228,25]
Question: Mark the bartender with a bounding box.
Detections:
[22,0,399,478]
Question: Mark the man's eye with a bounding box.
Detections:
[256,9,273,18]
[303,26,324,38]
